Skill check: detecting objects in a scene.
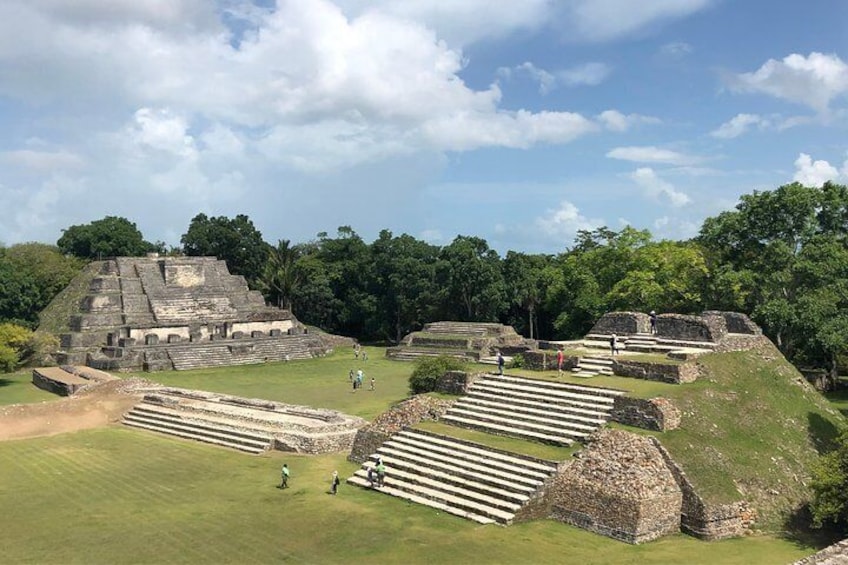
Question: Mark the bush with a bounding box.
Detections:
[810,431,848,530]
[408,355,467,394]
[510,353,525,369]
[0,323,34,372]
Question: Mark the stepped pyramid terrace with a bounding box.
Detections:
[349,312,772,543]
[41,256,337,372]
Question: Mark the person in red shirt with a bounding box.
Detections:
[556,348,564,376]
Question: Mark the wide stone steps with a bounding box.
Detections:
[442,375,622,445]
[348,429,557,525]
[346,477,498,524]
[466,390,609,420]
[123,404,273,454]
[167,338,314,370]
[386,348,477,362]
[460,396,607,426]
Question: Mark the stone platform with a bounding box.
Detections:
[32,365,119,396]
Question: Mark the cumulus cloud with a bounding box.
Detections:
[629,167,691,207]
[792,153,845,187]
[606,146,699,166]
[728,52,848,113]
[535,200,603,240]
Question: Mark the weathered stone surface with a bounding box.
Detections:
[550,429,682,544]
[590,312,650,335]
[793,539,848,565]
[612,359,699,384]
[704,311,761,335]
[388,321,535,362]
[347,395,455,463]
[656,313,726,342]
[434,371,481,395]
[611,397,681,431]
[651,438,756,539]
[48,256,336,371]
[521,350,579,371]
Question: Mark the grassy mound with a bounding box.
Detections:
[653,344,845,531]
[37,260,101,335]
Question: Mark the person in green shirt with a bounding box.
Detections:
[280,463,290,489]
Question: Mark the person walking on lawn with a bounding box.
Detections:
[280,463,290,489]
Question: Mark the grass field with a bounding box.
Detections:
[0,347,834,563]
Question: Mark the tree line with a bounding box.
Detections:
[2,182,848,382]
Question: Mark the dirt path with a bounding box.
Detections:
[0,379,151,441]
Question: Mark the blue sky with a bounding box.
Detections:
[1,0,847,254]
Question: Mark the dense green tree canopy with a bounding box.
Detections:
[181,213,269,288]
[57,216,152,259]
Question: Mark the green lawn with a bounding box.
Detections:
[0,347,837,563]
[0,370,58,406]
[0,427,815,565]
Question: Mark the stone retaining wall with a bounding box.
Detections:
[612,359,699,384]
[348,395,455,463]
[705,311,761,335]
[793,539,848,564]
[713,334,769,353]
[590,312,650,335]
[650,438,756,539]
[549,429,682,544]
[656,313,726,342]
[435,371,481,395]
[611,397,681,431]
[521,351,579,371]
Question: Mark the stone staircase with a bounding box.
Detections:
[348,428,559,525]
[573,355,613,377]
[166,335,316,370]
[441,374,625,446]
[583,332,715,356]
[384,347,480,362]
[123,400,274,454]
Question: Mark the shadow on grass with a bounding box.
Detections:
[0,378,13,388]
[807,412,841,455]
[781,502,844,550]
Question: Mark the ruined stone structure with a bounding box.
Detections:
[385,321,535,362]
[124,387,366,455]
[589,310,761,344]
[48,256,332,371]
[32,365,118,396]
[550,429,683,544]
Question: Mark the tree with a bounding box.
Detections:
[810,431,848,531]
[181,213,270,288]
[0,323,33,372]
[260,240,301,310]
[503,251,550,339]
[57,216,152,259]
[435,236,506,322]
[370,230,439,343]
[408,355,467,394]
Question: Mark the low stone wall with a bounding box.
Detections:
[521,351,579,371]
[612,359,699,384]
[549,429,682,544]
[274,429,358,455]
[410,336,471,349]
[611,397,681,431]
[650,438,756,539]
[656,313,726,343]
[590,312,650,335]
[705,311,761,335]
[713,334,769,353]
[348,395,455,463]
[435,371,481,395]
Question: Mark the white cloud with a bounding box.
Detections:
[499,61,611,95]
[658,41,692,59]
[629,167,691,207]
[607,146,699,166]
[710,113,768,139]
[729,52,848,113]
[562,0,714,42]
[535,200,603,240]
[792,153,843,187]
[0,149,85,171]
[597,110,661,132]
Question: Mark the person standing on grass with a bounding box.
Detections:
[556,347,564,376]
[280,463,290,489]
[369,376,375,391]
[497,351,505,375]
[331,470,340,495]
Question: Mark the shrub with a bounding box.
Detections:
[409,355,467,394]
[510,353,525,369]
[0,323,34,372]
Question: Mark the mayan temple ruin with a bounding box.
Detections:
[44,256,331,371]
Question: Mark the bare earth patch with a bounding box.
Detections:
[0,379,151,441]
